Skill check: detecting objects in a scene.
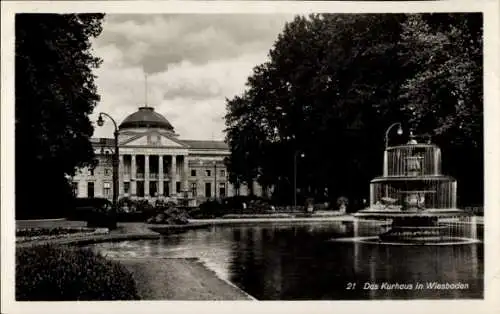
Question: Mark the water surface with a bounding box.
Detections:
[89,221,483,300]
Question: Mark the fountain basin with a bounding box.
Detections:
[353,209,469,219]
[354,210,472,244]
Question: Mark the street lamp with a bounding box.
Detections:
[384,122,403,149]
[293,151,305,208]
[214,160,217,200]
[97,112,119,212]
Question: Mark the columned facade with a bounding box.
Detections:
[116,153,189,199]
[72,106,263,206]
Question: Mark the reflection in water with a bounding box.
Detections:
[88,221,483,300]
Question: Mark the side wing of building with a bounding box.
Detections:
[71,135,262,206]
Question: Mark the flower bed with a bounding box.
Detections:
[16,227,109,243]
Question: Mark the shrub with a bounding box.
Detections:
[86,212,117,229]
[135,199,152,210]
[16,245,140,301]
[196,199,225,218]
[117,197,134,213]
[147,207,190,225]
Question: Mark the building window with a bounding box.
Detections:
[124,182,130,194]
[176,182,181,193]
[87,182,95,198]
[164,181,169,196]
[71,182,78,196]
[191,182,197,197]
[191,169,196,176]
[103,182,111,198]
[136,181,144,197]
[220,170,225,177]
[219,182,226,197]
[105,169,112,176]
[150,181,158,197]
[206,170,211,177]
[205,182,212,198]
[89,168,94,176]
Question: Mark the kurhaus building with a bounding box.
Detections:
[72,106,261,205]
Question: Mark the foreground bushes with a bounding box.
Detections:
[16,245,140,301]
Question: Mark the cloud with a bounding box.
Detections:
[91,14,295,140]
[96,14,293,73]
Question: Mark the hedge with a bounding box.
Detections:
[16,245,140,301]
[16,227,95,238]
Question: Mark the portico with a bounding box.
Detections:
[119,152,189,199]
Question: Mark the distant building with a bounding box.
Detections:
[72,106,261,205]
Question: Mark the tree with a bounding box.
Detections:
[15,14,104,218]
[225,14,408,205]
[398,13,483,205]
[225,13,483,207]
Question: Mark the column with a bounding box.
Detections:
[145,154,150,196]
[183,156,189,191]
[170,155,176,196]
[451,181,457,208]
[131,154,137,196]
[119,155,124,196]
[369,183,375,206]
[158,155,164,197]
[383,150,388,176]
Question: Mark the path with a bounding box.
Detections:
[117,257,254,300]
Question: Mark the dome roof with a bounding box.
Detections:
[119,106,174,131]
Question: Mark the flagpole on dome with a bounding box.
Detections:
[144,72,149,108]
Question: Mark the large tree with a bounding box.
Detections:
[225,13,483,208]
[226,14,408,206]
[15,14,104,218]
[398,13,483,205]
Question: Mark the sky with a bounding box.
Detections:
[90,14,295,140]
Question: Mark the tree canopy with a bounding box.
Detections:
[225,13,483,208]
[15,13,104,218]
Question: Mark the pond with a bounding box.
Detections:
[87,221,483,300]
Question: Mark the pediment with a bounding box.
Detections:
[120,131,186,148]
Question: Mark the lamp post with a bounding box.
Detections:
[384,122,403,149]
[293,151,305,208]
[97,112,119,212]
[214,160,217,200]
[383,122,403,198]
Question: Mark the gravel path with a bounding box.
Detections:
[117,257,255,300]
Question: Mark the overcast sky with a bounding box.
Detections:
[90,14,295,140]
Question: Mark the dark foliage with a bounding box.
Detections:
[191,196,276,218]
[146,206,190,225]
[193,200,226,218]
[15,14,104,219]
[225,13,483,207]
[86,212,117,229]
[16,245,139,300]
[66,197,117,229]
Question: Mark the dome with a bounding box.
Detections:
[119,106,174,131]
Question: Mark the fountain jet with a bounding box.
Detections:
[354,131,471,244]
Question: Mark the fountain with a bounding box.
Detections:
[354,131,472,244]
